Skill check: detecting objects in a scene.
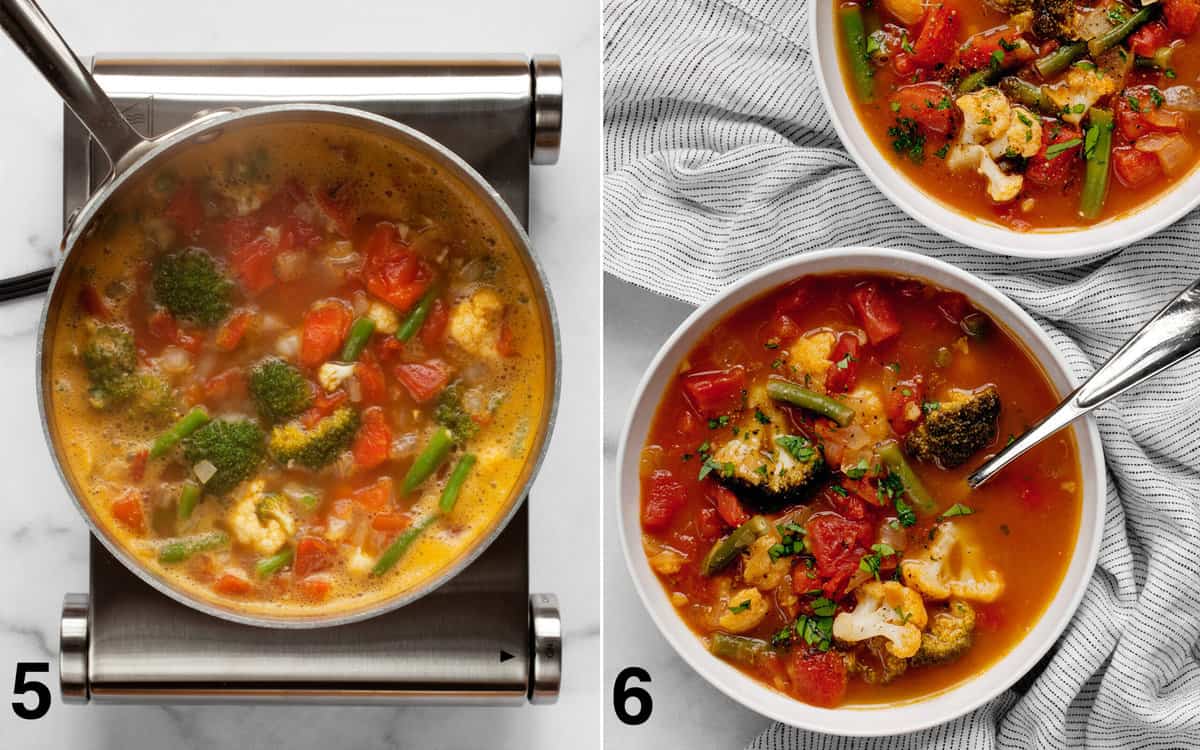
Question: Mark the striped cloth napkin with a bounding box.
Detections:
[603,0,1200,747]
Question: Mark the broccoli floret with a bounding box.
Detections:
[182,419,266,494]
[904,386,1000,469]
[249,358,313,423]
[841,638,909,685]
[1032,0,1073,40]
[130,372,177,421]
[82,325,139,409]
[268,407,360,469]
[434,382,479,440]
[708,387,824,511]
[152,248,234,326]
[912,600,976,666]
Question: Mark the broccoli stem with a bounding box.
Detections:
[403,426,456,495]
[158,531,228,564]
[439,453,477,513]
[709,633,769,665]
[151,406,210,459]
[840,5,874,102]
[878,441,936,513]
[701,515,771,576]
[1089,5,1156,57]
[1033,41,1086,79]
[341,317,376,361]
[371,516,436,576]
[177,481,202,521]
[395,281,443,343]
[766,377,855,427]
[1080,108,1114,220]
[255,548,294,577]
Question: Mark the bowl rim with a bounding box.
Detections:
[808,0,1200,258]
[615,246,1106,735]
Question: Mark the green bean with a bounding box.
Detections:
[1135,46,1176,71]
[340,316,376,361]
[1033,41,1086,79]
[999,77,1057,116]
[701,515,771,576]
[840,5,874,102]
[402,426,455,494]
[150,406,209,459]
[1080,108,1114,220]
[177,481,202,521]
[709,633,769,665]
[766,377,855,427]
[296,494,321,512]
[1088,5,1156,57]
[957,68,997,95]
[255,548,294,577]
[439,453,477,513]
[878,441,936,513]
[395,281,442,342]
[371,516,436,576]
[158,531,228,564]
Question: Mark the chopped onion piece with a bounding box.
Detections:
[159,346,192,374]
[1164,85,1200,112]
[276,331,300,358]
[193,460,218,485]
[1136,132,1194,176]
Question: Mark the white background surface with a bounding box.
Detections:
[0,1,601,747]
[603,275,770,748]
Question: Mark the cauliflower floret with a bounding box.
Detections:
[1045,64,1120,125]
[447,288,505,359]
[901,522,1006,603]
[832,580,929,659]
[366,301,399,335]
[989,106,1043,160]
[957,88,1012,145]
[742,533,790,591]
[648,547,687,575]
[951,89,1042,203]
[948,144,1026,202]
[228,480,295,555]
[346,547,376,578]
[317,361,357,392]
[718,587,770,633]
[786,332,836,392]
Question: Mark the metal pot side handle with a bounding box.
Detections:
[969,277,1200,488]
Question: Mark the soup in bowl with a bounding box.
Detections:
[617,248,1103,733]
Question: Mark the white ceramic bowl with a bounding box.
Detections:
[616,247,1105,735]
[810,1,1200,258]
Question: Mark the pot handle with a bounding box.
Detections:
[0,0,148,170]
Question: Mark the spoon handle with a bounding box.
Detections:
[968,277,1200,488]
[0,0,146,165]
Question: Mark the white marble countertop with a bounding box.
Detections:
[603,275,770,749]
[0,1,600,747]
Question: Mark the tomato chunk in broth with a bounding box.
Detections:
[835,0,1200,230]
[48,122,547,619]
[639,274,1080,707]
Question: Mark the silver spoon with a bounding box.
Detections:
[968,276,1200,488]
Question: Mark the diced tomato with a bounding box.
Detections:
[362,223,434,310]
[958,26,1033,70]
[911,5,961,68]
[314,181,358,237]
[888,82,957,135]
[203,367,246,403]
[805,512,874,597]
[213,309,255,352]
[300,299,352,367]
[1116,87,1185,141]
[128,449,148,483]
[1113,147,1164,188]
[848,284,901,345]
[352,406,392,469]
[1025,121,1083,189]
[786,651,848,708]
[78,284,109,319]
[710,485,749,528]
[371,512,412,532]
[352,476,395,512]
[975,602,1007,631]
[111,490,145,534]
[773,280,811,319]
[420,297,449,348]
[294,536,334,578]
[680,367,746,418]
[1164,0,1200,35]
[764,313,801,344]
[281,214,323,251]
[1129,21,1172,57]
[220,214,263,251]
[298,576,332,601]
[213,573,252,596]
[147,308,200,352]
[164,181,204,238]
[300,389,348,428]
[642,469,688,532]
[825,333,861,393]
[697,507,725,539]
[935,291,968,324]
[828,485,870,519]
[496,317,517,358]
[230,235,279,294]
[356,358,387,404]
[394,359,451,403]
[885,374,925,435]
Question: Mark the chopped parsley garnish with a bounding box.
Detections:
[844,457,870,480]
[888,117,926,163]
[698,456,734,481]
[989,49,1005,68]
[1084,125,1101,159]
[998,36,1017,52]
[890,101,902,112]
[922,400,941,414]
[764,340,780,350]
[859,543,897,580]
[769,522,807,560]
[810,596,836,617]
[1150,88,1166,108]
[1044,137,1082,160]
[940,503,975,518]
[830,484,849,497]
[754,408,771,425]
[1126,94,1142,113]
[775,434,816,462]
[934,144,950,159]
[728,600,751,614]
[707,415,730,429]
[894,495,917,527]
[836,352,854,370]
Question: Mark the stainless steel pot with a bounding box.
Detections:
[1,0,560,628]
